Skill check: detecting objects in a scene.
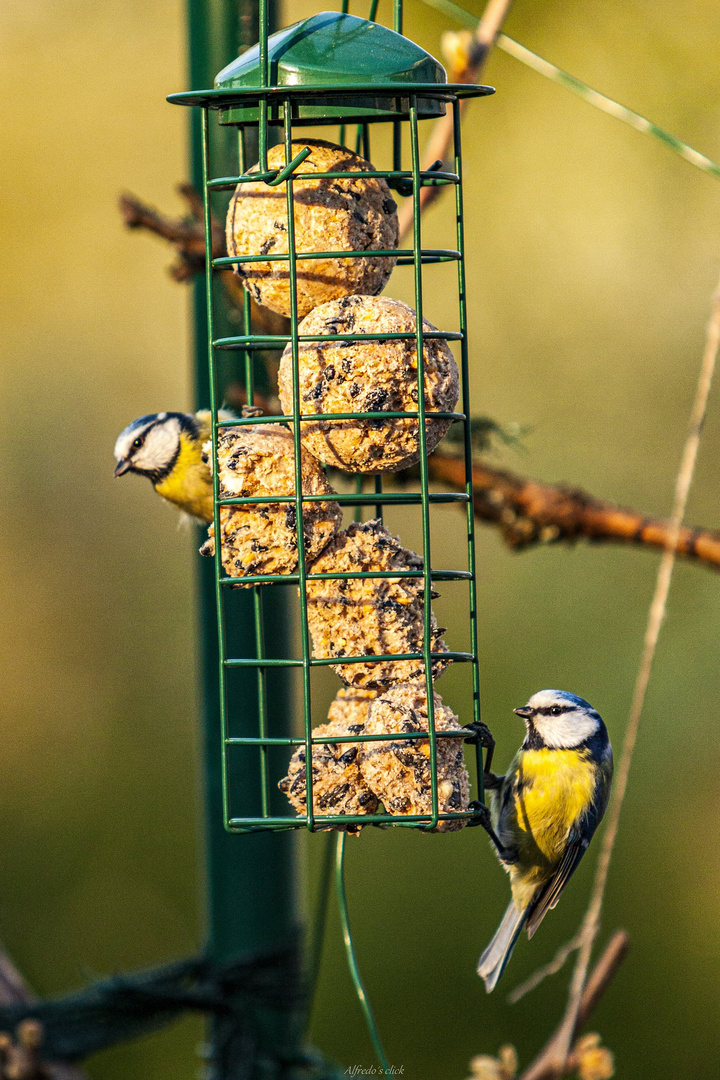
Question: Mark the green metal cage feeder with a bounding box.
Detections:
[171,2,495,836]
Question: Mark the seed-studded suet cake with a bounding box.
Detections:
[226,140,398,318]
[278,295,459,472]
[278,687,380,832]
[200,424,341,584]
[306,519,449,687]
[360,682,470,832]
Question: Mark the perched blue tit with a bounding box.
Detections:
[476,689,613,992]
[114,410,233,522]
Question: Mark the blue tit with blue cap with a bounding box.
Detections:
[475,689,613,992]
[113,409,235,522]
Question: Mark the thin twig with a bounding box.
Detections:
[517,931,630,1080]
[541,269,720,1075]
[418,0,720,183]
[574,931,630,1032]
[0,948,35,1009]
[507,935,580,1005]
[396,0,514,242]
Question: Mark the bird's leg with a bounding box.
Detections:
[483,771,504,790]
[468,801,518,864]
[464,720,497,776]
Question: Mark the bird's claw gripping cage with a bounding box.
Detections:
[170,3,495,835]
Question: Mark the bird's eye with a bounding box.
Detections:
[550,706,562,717]
[132,437,143,449]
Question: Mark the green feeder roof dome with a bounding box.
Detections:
[177,11,494,126]
[216,12,446,91]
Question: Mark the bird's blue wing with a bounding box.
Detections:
[525,836,588,939]
[525,754,613,940]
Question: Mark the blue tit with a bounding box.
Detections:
[476,689,613,992]
[114,409,234,522]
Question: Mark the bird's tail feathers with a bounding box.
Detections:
[477,901,527,992]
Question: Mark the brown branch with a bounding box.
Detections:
[427,451,720,570]
[119,184,225,282]
[396,0,514,241]
[118,186,720,577]
[517,931,629,1080]
[119,187,293,340]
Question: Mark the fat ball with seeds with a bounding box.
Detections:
[199,424,342,584]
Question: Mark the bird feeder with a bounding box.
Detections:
[170,1,495,834]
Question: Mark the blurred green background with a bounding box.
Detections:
[2,0,720,1077]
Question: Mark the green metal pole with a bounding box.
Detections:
[186,2,301,1077]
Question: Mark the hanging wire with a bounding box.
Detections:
[335,834,392,1074]
[418,0,720,182]
[303,833,336,1035]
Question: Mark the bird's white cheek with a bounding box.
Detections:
[136,424,181,470]
[534,714,598,749]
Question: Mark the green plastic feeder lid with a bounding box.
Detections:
[199,11,494,126]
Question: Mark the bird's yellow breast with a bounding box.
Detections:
[154,433,213,521]
[512,748,596,866]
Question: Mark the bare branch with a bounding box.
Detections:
[119,184,224,281]
[427,451,720,570]
[517,931,629,1080]
[0,947,35,1009]
[544,266,720,1074]
[507,935,580,1005]
[574,931,630,1032]
[396,0,514,241]
[117,183,720,578]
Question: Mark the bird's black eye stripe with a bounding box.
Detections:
[537,705,574,716]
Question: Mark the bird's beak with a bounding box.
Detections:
[513,706,534,719]
[114,459,132,477]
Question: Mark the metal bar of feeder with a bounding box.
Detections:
[213,247,461,265]
[226,729,473,746]
[452,95,486,805]
[214,330,463,348]
[223,650,474,668]
[215,408,464,422]
[282,99,316,833]
[215,491,470,506]
[207,168,459,188]
[219,568,473,586]
[408,96,439,831]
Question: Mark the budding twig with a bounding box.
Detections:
[396,0,514,242]
[516,931,629,1080]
